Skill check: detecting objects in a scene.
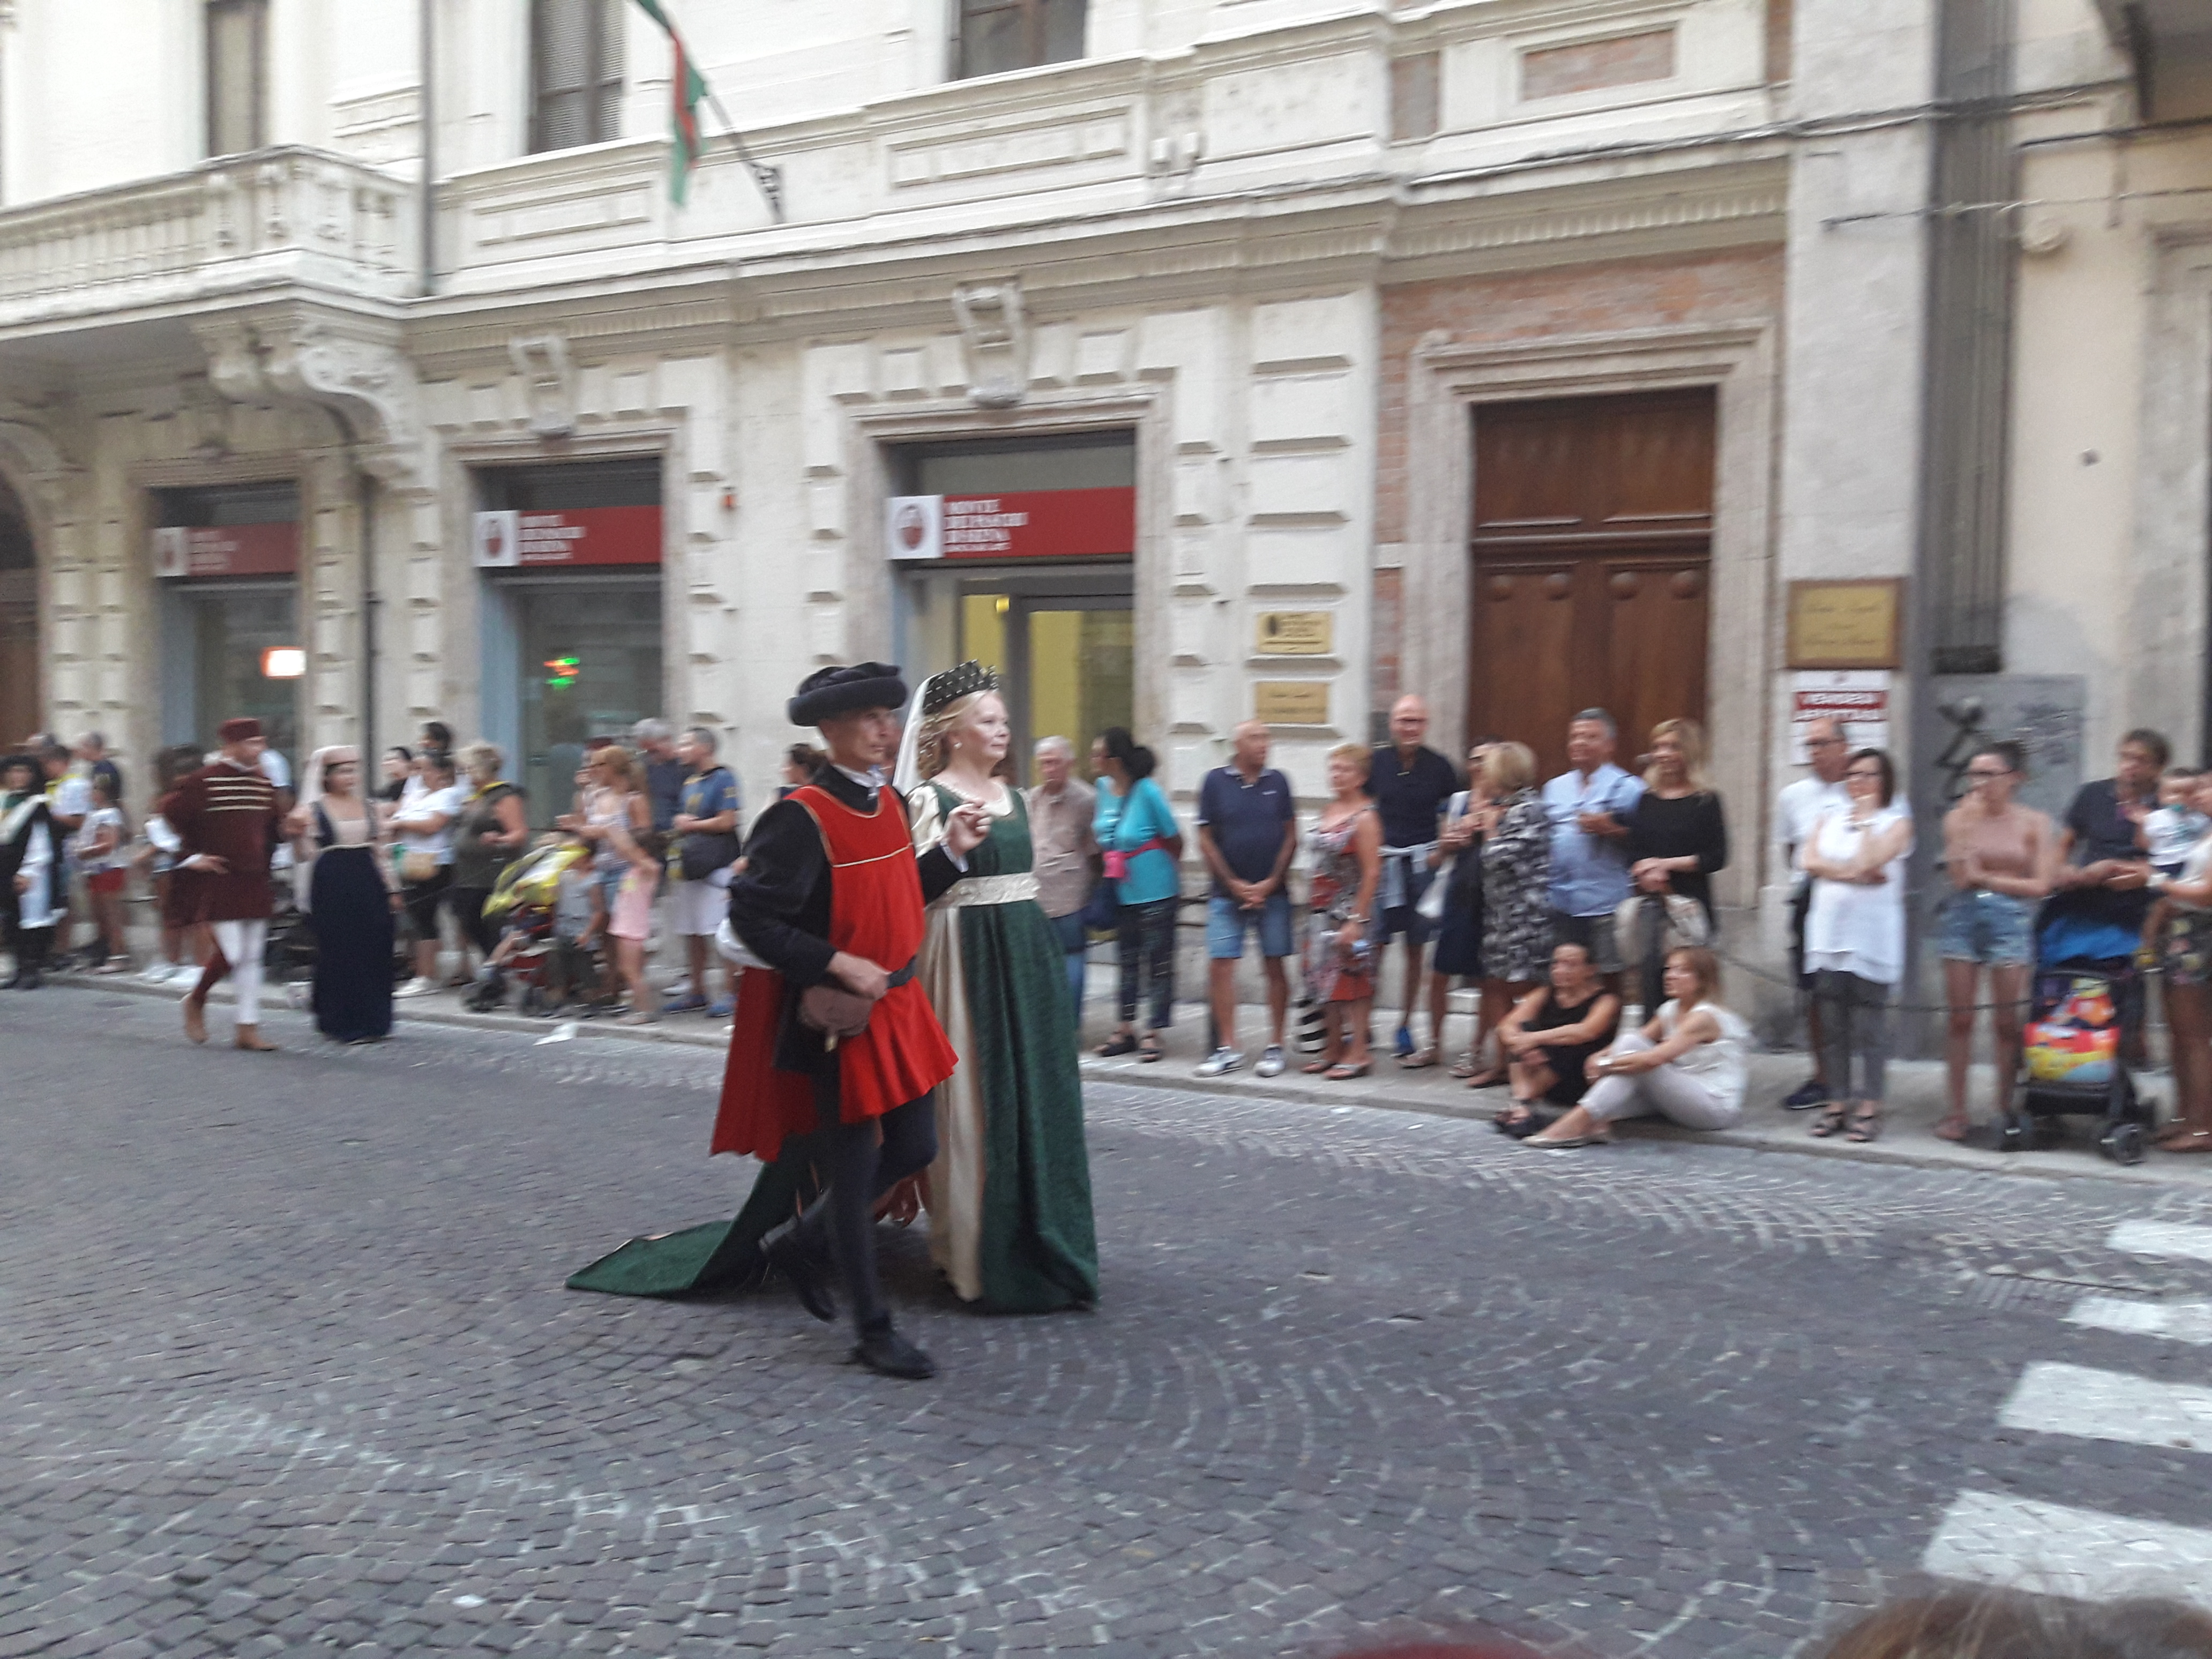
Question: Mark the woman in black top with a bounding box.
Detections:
[1492,941,1620,1134]
[1625,718,1729,1011]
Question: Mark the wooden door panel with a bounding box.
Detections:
[1598,561,1709,764]
[0,606,40,750]
[1469,564,1580,766]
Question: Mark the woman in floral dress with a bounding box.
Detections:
[1470,741,1552,1089]
[1303,742,1382,1079]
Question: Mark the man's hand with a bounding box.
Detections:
[828,951,890,1002]
[12,873,26,895]
[672,813,698,835]
[2106,864,2151,891]
[944,801,990,858]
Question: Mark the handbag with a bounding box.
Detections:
[1080,877,1119,932]
[1416,790,1470,923]
[400,849,440,884]
[677,768,744,881]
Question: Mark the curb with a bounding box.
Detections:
[51,972,2206,1190]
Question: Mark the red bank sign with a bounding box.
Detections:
[472,507,663,569]
[886,488,1135,562]
[151,522,300,579]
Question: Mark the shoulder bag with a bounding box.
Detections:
[679,768,745,881]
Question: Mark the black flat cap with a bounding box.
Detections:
[788,662,909,727]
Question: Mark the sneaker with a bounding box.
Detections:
[616,1010,659,1027]
[1254,1044,1287,1079]
[1393,1025,1415,1059]
[93,956,132,976]
[1782,1077,1828,1111]
[140,961,179,984]
[396,976,439,999]
[706,997,735,1019]
[167,962,205,987]
[662,992,708,1014]
[1195,1047,1244,1079]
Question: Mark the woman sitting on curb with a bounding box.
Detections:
[1491,940,1619,1138]
[1523,946,1748,1149]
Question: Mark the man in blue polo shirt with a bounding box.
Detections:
[1195,720,1297,1079]
[1541,707,1644,982]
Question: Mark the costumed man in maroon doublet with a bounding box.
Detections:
[165,718,285,1050]
[716,662,988,1380]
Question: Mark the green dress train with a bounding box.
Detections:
[908,782,1098,1312]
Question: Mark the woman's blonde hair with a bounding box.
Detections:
[1645,718,1712,792]
[1482,741,1536,796]
[1326,741,1371,779]
[594,745,643,793]
[458,740,503,781]
[916,690,997,779]
[1667,945,1722,1007]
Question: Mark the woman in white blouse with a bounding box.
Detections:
[1799,748,1914,1144]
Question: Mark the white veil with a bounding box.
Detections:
[892,671,943,797]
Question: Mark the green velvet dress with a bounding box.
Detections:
[909,782,1098,1312]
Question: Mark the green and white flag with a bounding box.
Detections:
[631,0,710,205]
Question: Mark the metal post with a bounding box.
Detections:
[419,0,436,295]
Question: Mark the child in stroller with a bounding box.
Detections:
[2004,891,2158,1164]
[465,838,608,1016]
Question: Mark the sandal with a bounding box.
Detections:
[1845,1104,1884,1144]
[1932,1113,1971,1143]
[1096,1034,1139,1058]
[1399,1047,1439,1071]
[1325,1061,1371,1080]
[1462,1068,1506,1091]
[1493,1101,1535,1137]
[1449,1051,1481,1079]
[1808,1104,1850,1139]
[2161,1129,2212,1154]
[1137,1036,1164,1064]
[1302,1059,1336,1075]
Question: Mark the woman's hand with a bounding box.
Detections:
[1632,859,1672,893]
[944,801,990,858]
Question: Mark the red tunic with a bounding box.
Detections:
[712,783,959,1163]
[165,760,282,923]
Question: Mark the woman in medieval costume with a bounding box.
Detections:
[2,752,60,989]
[288,745,398,1044]
[895,661,1098,1313]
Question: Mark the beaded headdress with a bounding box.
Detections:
[921,660,1000,716]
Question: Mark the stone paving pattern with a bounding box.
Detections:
[4,984,2212,1657]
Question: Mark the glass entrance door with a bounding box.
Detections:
[951,590,1132,785]
[160,580,301,767]
[512,579,663,823]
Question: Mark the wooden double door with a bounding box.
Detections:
[0,481,36,748]
[1467,388,1716,780]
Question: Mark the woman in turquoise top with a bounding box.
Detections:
[1093,727,1184,1062]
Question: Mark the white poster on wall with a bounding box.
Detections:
[1790,670,1892,763]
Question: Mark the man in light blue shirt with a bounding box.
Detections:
[1540,708,1644,976]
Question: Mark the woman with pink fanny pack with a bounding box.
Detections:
[1092,727,1184,1063]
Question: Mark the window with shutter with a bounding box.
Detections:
[205,0,267,158]
[531,0,625,154]
[954,0,1085,80]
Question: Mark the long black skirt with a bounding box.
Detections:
[309,846,395,1043]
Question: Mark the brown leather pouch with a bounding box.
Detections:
[796,958,918,1044]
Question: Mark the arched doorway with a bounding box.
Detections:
[0,475,37,746]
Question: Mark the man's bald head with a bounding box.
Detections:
[1232,719,1271,773]
[1804,717,1850,784]
[1389,696,1429,752]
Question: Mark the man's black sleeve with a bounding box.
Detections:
[727,799,836,987]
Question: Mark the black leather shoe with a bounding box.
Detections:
[759,1222,836,1324]
[850,1324,936,1380]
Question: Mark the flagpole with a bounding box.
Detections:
[704,88,784,223]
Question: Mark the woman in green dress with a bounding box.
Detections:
[900,662,1099,1312]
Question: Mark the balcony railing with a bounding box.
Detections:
[0,147,415,328]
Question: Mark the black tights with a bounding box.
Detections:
[793,1077,938,1335]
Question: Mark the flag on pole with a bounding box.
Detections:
[632,0,709,205]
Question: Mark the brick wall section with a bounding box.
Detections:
[1371,565,1403,715]
[1521,28,1676,101]
[1369,245,1785,709]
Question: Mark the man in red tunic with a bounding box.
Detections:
[166,717,285,1051]
[717,663,987,1379]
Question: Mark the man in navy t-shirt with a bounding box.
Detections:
[1195,721,1297,1079]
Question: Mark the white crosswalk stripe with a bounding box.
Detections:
[2105,1220,2212,1264]
[1999,1362,2212,1453]
[2068,1297,2212,1346]
[1922,1492,2212,1608]
[1920,1223,2212,1603]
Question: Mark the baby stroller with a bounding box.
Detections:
[1999,898,2156,1165]
[466,841,589,1016]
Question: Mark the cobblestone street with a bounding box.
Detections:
[6,983,2212,1658]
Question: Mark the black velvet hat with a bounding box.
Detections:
[921,659,1000,716]
[788,662,909,726]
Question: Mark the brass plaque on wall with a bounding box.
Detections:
[1254,681,1331,725]
[1787,579,1904,669]
[1254,610,1333,656]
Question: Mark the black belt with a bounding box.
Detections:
[885,958,918,989]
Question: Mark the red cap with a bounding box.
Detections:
[217,718,263,743]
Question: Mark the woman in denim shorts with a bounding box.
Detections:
[1938,741,2057,1141]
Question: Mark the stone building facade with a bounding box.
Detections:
[0,0,2203,1023]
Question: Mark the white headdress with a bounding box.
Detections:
[892,662,1002,794]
